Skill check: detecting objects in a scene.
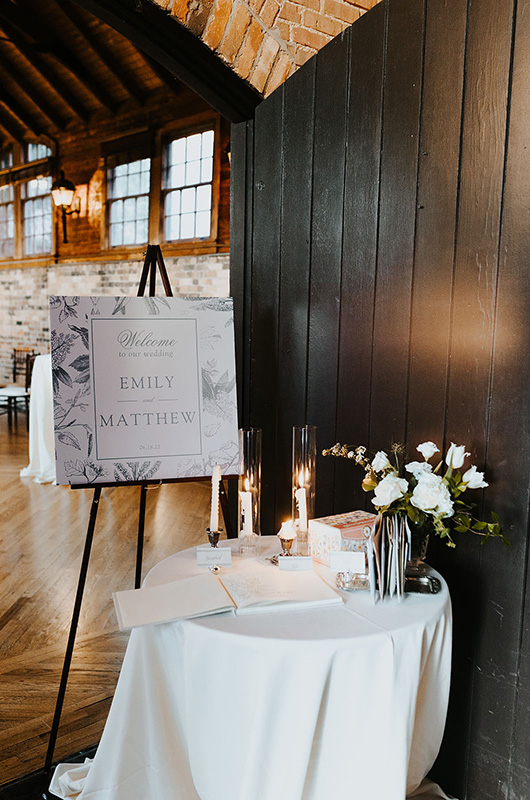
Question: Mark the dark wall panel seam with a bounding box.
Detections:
[333,28,353,468]
[367,0,390,455]
[272,86,286,522]
[441,0,471,458]
[303,65,318,424]
[403,0,428,441]
[243,119,255,426]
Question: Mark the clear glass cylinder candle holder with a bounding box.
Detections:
[292,425,316,556]
[238,428,262,555]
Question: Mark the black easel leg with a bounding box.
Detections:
[219,481,234,539]
[135,484,148,588]
[44,486,102,774]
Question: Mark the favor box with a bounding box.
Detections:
[309,510,376,566]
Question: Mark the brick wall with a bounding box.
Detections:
[157,0,380,95]
[0,253,229,383]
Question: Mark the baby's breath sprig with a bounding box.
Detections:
[322,443,370,468]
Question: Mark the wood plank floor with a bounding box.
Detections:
[0,413,213,786]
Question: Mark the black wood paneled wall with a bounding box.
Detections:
[231,0,530,796]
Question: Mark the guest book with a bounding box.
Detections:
[113,563,342,630]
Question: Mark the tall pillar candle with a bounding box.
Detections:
[238,428,262,555]
[292,425,316,555]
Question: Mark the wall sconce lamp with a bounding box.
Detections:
[51,170,80,243]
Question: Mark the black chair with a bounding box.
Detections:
[0,353,37,430]
[12,347,35,383]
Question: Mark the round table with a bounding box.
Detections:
[51,538,454,800]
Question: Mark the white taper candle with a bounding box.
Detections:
[210,465,221,532]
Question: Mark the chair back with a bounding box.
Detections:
[13,347,35,383]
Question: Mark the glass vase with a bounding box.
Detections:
[406,518,433,576]
[292,425,316,556]
[238,428,262,555]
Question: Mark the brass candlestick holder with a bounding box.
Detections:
[268,524,297,566]
[278,536,295,556]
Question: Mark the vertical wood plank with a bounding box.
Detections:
[306,31,350,518]
[274,61,316,526]
[334,3,385,514]
[486,1,530,796]
[406,0,467,448]
[230,119,253,426]
[369,0,425,451]
[249,88,284,534]
[404,3,467,789]
[441,0,516,794]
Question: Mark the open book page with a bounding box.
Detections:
[113,574,235,630]
[219,562,343,614]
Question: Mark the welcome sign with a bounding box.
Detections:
[49,295,239,485]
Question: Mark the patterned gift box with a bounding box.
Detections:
[309,510,376,567]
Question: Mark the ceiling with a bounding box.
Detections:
[0,0,185,147]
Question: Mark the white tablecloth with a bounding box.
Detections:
[51,539,455,800]
[20,354,56,484]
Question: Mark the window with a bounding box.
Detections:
[163,129,214,241]
[104,125,219,250]
[107,158,150,247]
[0,150,14,258]
[22,176,53,255]
[26,143,52,162]
[0,143,54,260]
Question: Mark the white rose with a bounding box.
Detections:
[371,451,391,472]
[462,465,488,489]
[371,474,408,509]
[411,473,454,518]
[417,441,439,460]
[405,460,433,479]
[445,442,470,469]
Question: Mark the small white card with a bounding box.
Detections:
[196,545,232,567]
[329,551,366,574]
[278,556,314,571]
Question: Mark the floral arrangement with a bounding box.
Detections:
[322,440,508,547]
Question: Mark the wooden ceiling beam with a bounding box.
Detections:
[143,54,183,97]
[52,0,146,105]
[0,54,67,131]
[71,0,262,123]
[0,22,90,123]
[0,88,42,138]
[0,1,117,113]
[0,106,27,143]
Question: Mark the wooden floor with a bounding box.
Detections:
[0,413,213,786]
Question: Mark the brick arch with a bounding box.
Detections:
[154,0,378,96]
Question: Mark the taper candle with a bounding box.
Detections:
[210,465,221,532]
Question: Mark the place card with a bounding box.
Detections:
[278,555,313,571]
[196,545,232,568]
[329,551,366,574]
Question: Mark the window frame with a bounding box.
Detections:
[106,156,152,249]
[21,175,53,257]
[102,114,221,256]
[160,118,220,248]
[0,142,55,263]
